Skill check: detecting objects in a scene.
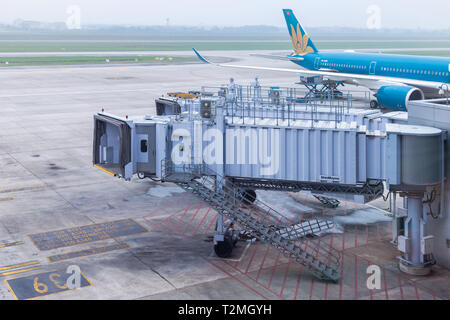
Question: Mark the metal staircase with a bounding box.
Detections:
[161,160,341,282]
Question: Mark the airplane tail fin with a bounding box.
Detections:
[283,9,318,55]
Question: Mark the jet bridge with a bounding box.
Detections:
[93,80,446,281]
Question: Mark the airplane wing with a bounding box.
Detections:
[249,53,304,62]
[193,49,447,92]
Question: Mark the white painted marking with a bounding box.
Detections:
[0,88,155,98]
[146,185,185,198]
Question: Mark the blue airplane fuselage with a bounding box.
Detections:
[292,51,450,85]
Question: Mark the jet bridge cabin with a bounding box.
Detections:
[93,113,160,179]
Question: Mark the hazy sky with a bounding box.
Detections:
[2,0,449,29]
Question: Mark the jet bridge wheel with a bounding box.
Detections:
[214,236,234,258]
[242,189,257,204]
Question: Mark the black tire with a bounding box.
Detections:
[242,189,257,204]
[214,236,233,258]
[370,100,379,109]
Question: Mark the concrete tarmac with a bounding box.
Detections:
[0,51,448,300]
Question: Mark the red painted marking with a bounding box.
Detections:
[142,196,192,234]
[293,266,303,300]
[174,205,192,229]
[143,193,189,219]
[279,260,291,297]
[299,211,305,223]
[255,246,270,281]
[376,223,381,241]
[367,261,373,300]
[413,282,421,300]
[146,219,170,235]
[339,253,344,300]
[397,276,404,300]
[366,223,369,244]
[181,205,203,234]
[191,208,212,236]
[315,238,321,258]
[324,282,328,300]
[328,233,334,267]
[309,278,314,300]
[223,260,285,299]
[203,213,218,235]
[354,254,358,299]
[252,211,284,282]
[245,243,259,274]
[267,252,280,288]
[382,267,389,300]
[342,224,346,251]
[207,259,269,300]
[354,225,358,248]
[388,221,393,240]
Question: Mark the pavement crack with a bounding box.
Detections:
[124,246,177,290]
[6,152,79,210]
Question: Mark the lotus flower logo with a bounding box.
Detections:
[290,24,314,56]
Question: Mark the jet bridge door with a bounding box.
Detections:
[93,114,131,178]
[136,124,156,176]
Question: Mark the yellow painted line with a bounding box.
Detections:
[32,70,45,73]
[0,184,47,194]
[4,280,18,300]
[0,241,24,248]
[0,261,39,271]
[0,266,42,277]
[93,164,116,177]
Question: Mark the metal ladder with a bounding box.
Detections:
[161,160,341,282]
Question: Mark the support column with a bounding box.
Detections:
[391,192,398,243]
[399,192,432,275]
[406,194,422,266]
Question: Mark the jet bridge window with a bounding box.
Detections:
[140,139,148,153]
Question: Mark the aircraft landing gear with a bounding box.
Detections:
[370,100,379,109]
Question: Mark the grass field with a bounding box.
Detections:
[0,55,196,66]
[0,38,447,66]
[0,40,449,53]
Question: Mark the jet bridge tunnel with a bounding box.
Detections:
[93,83,447,279]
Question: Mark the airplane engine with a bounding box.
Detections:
[376,85,424,111]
